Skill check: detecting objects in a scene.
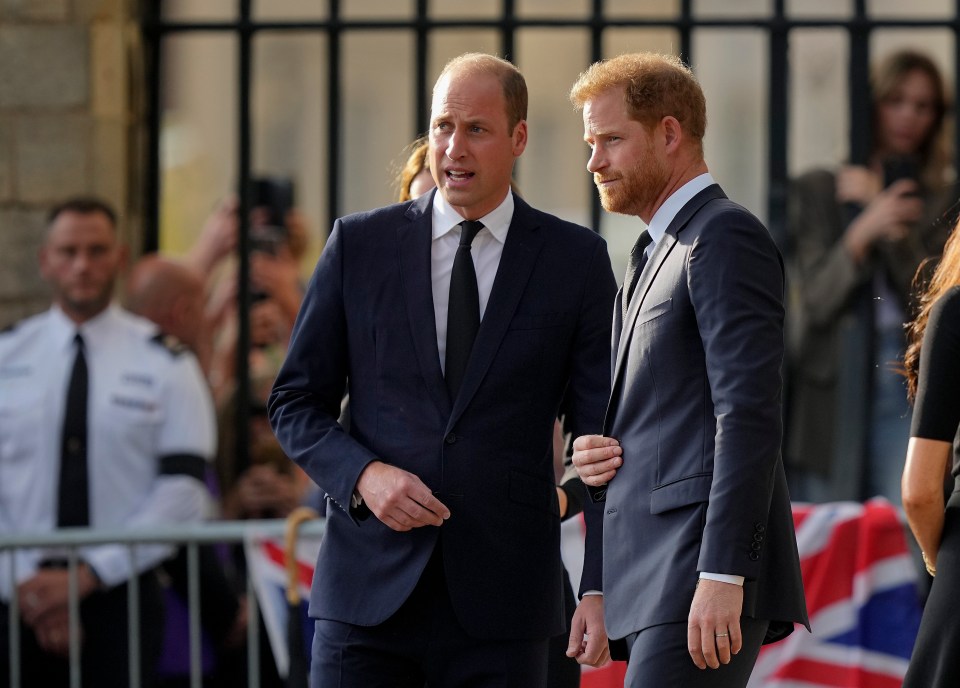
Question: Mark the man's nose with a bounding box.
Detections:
[445,129,466,159]
[587,147,605,173]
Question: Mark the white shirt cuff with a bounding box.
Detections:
[699,572,744,586]
[582,590,603,596]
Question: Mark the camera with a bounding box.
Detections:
[248,176,295,301]
[249,176,295,256]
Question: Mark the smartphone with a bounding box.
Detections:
[250,176,295,231]
[882,156,919,189]
[248,176,295,301]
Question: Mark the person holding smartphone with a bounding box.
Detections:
[785,50,958,504]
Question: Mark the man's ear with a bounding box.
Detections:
[661,116,683,153]
[512,120,528,157]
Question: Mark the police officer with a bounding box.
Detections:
[0,198,216,687]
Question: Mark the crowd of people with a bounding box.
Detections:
[2,44,960,688]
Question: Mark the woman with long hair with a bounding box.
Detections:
[786,49,955,503]
[901,222,960,686]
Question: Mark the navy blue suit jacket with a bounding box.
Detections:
[581,185,809,645]
[269,191,617,641]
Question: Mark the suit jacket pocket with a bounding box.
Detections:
[650,472,711,514]
[635,297,673,326]
[509,470,561,517]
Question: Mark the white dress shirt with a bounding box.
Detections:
[431,190,513,373]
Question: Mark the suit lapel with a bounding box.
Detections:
[605,184,727,428]
[398,191,452,419]
[447,196,545,428]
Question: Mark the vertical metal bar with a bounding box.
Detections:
[848,0,871,165]
[67,550,80,688]
[188,543,202,688]
[327,0,342,230]
[415,0,430,136]
[127,546,141,688]
[501,0,516,62]
[247,568,261,688]
[589,0,604,234]
[955,1,960,169]
[8,553,20,688]
[768,0,789,248]
[679,0,693,66]
[235,0,254,477]
[142,0,163,253]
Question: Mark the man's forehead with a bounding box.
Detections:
[47,212,116,243]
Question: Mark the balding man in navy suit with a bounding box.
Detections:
[269,52,616,688]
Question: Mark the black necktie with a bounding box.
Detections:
[58,333,89,527]
[445,220,484,400]
[623,229,653,319]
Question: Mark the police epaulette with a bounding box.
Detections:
[150,332,188,356]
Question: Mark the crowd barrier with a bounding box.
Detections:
[2,500,922,688]
[0,518,325,688]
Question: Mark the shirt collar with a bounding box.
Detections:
[431,189,514,244]
[49,302,122,353]
[646,172,716,247]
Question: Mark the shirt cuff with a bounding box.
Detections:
[582,590,603,596]
[699,572,744,586]
[350,491,363,509]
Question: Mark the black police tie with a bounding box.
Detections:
[58,333,89,527]
[623,229,653,319]
[445,220,484,400]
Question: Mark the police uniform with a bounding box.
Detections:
[0,303,216,686]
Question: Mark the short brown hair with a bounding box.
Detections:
[570,52,707,152]
[436,53,528,131]
[48,196,117,229]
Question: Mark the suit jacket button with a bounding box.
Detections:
[753,533,764,542]
[751,541,762,551]
[445,433,457,445]
[749,552,760,561]
[754,523,766,533]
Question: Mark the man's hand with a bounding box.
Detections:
[571,435,622,487]
[33,607,76,658]
[18,566,99,628]
[687,579,744,670]
[356,461,450,532]
[566,595,610,667]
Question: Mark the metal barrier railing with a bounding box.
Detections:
[0,518,325,688]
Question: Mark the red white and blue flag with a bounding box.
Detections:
[748,499,922,688]
[245,527,320,679]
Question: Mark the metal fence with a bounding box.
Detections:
[1,518,325,688]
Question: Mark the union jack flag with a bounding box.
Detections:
[748,499,922,688]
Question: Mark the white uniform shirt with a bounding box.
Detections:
[0,304,216,598]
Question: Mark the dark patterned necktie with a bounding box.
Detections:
[623,229,653,319]
[445,220,484,400]
[58,333,89,527]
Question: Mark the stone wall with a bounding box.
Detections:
[0,0,141,328]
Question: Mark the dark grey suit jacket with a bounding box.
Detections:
[269,191,617,641]
[582,185,809,644]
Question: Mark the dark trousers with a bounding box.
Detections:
[0,570,165,688]
[623,617,769,688]
[310,547,549,688]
